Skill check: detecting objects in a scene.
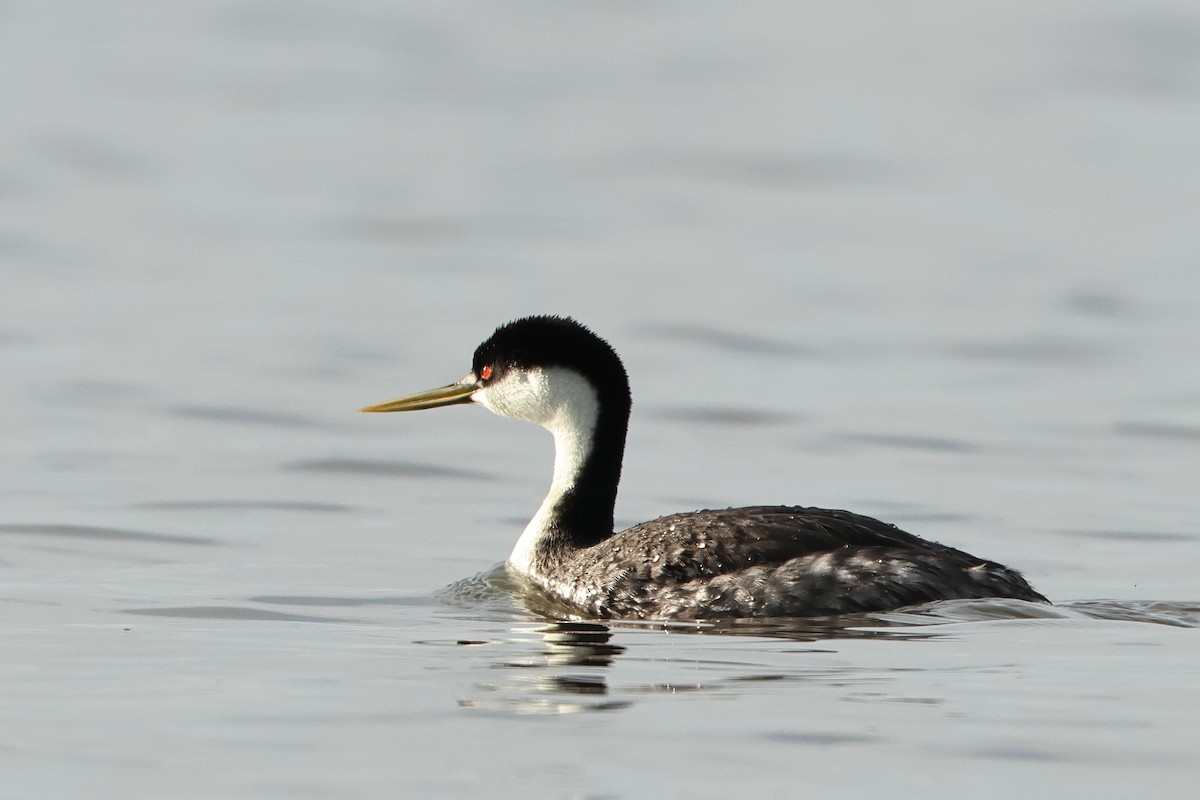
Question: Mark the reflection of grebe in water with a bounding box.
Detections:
[363,316,1047,620]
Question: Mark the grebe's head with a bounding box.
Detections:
[360,316,630,431]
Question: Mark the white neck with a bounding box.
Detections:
[473,367,600,577]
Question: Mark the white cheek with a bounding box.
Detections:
[473,386,494,412]
[476,369,550,422]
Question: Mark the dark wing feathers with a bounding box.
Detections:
[615,505,932,573]
[565,505,1045,619]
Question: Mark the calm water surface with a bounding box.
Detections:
[2,2,1199,798]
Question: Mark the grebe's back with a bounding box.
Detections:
[555,505,1046,619]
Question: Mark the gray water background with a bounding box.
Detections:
[2,1,1199,797]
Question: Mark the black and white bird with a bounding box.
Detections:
[361,315,1047,620]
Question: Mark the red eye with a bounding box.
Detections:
[480,365,493,380]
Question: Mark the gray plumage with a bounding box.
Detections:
[529,505,1047,620]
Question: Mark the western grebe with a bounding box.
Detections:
[361,315,1047,619]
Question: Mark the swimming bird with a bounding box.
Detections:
[361,315,1047,620]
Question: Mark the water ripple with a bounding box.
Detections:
[283,457,493,481]
[138,499,354,513]
[0,523,215,546]
[121,606,356,623]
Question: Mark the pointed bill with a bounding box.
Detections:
[359,382,476,413]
